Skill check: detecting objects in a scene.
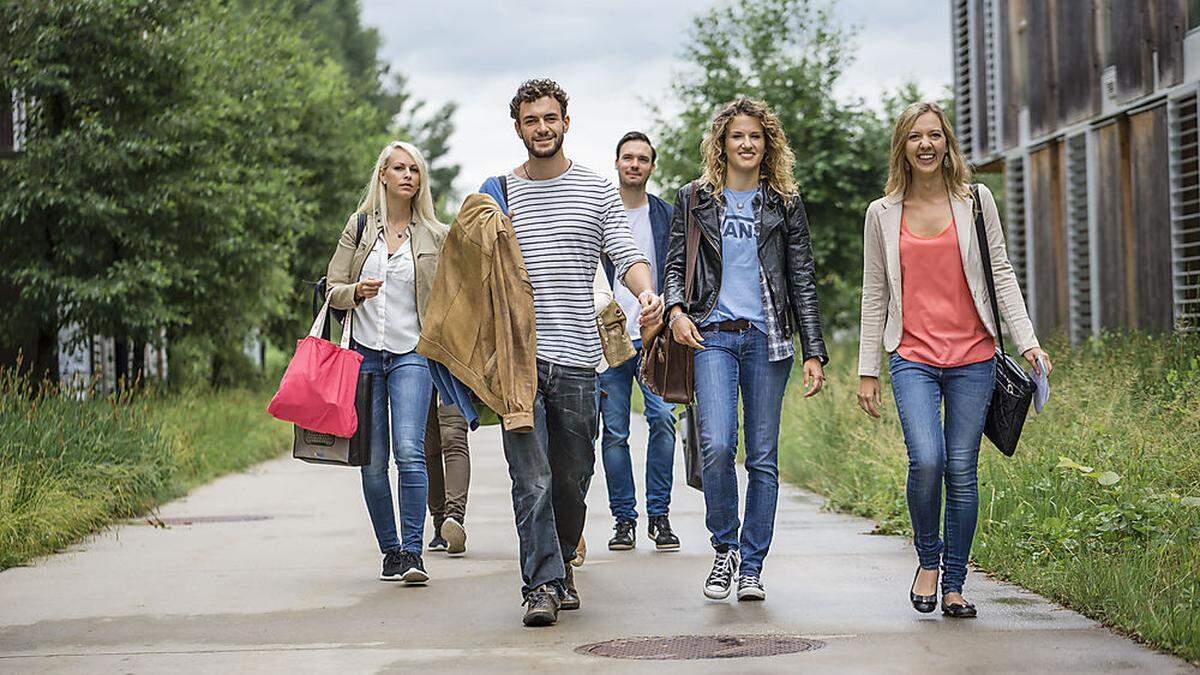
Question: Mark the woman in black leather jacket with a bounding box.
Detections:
[663,98,827,603]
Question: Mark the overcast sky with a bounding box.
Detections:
[360,0,951,196]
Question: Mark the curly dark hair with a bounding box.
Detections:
[509,79,569,120]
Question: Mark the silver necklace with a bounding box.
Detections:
[732,188,757,210]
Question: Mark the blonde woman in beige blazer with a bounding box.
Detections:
[857,102,1051,619]
[325,140,448,586]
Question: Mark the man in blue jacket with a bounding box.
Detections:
[599,131,680,553]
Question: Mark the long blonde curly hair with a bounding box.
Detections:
[885,102,972,200]
[700,98,798,200]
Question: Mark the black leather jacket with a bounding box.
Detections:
[662,181,828,364]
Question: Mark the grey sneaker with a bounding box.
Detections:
[441,517,466,557]
[737,574,765,601]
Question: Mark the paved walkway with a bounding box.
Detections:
[0,420,1194,673]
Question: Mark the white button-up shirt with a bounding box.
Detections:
[352,233,420,354]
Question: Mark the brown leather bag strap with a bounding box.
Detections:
[683,180,701,307]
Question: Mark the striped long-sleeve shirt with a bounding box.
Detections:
[497,163,648,369]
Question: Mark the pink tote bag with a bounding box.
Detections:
[267,299,363,437]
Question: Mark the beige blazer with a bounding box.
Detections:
[857,183,1039,378]
[326,211,449,321]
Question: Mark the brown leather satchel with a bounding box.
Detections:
[641,182,701,404]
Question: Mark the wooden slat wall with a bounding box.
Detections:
[1094,121,1129,329]
[1026,1,1057,137]
[1054,0,1099,126]
[971,0,992,154]
[1111,1,1152,102]
[1028,141,1069,334]
[1154,0,1187,88]
[1001,0,1024,152]
[1129,104,1175,330]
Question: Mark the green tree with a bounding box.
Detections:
[0,1,380,384]
[260,2,462,350]
[653,0,890,328]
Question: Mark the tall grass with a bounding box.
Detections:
[0,370,291,569]
[779,334,1200,664]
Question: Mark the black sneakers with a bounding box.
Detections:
[647,515,681,551]
[381,550,405,581]
[737,574,766,601]
[427,535,448,552]
[703,548,740,599]
[561,565,580,611]
[522,584,560,626]
[608,519,636,550]
[381,550,430,585]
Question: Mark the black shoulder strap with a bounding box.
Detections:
[356,211,367,244]
[971,184,1005,355]
[498,175,509,206]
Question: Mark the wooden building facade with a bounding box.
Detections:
[952,0,1200,339]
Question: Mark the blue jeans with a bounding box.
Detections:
[355,345,432,555]
[693,327,792,576]
[599,345,677,522]
[888,353,995,595]
[500,360,598,598]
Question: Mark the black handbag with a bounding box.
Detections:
[971,184,1035,456]
[679,404,703,491]
[292,368,374,466]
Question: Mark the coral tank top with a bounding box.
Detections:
[897,214,995,368]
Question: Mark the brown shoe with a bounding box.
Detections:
[561,565,580,610]
[570,534,586,567]
[522,584,560,627]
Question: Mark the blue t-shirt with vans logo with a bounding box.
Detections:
[707,187,766,333]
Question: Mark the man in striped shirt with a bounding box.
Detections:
[488,79,662,627]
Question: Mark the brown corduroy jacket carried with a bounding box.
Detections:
[416,193,537,432]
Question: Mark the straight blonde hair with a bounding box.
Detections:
[885,102,972,200]
[700,98,798,201]
[357,140,444,233]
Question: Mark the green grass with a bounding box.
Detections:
[778,334,1200,664]
[0,370,291,569]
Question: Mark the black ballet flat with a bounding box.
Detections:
[909,566,937,614]
[941,598,977,618]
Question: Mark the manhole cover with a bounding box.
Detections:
[577,634,824,660]
[142,515,272,526]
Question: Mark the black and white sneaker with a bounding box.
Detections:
[737,574,766,601]
[427,535,449,552]
[441,517,466,557]
[608,519,636,550]
[398,551,430,585]
[703,548,740,599]
[380,550,406,581]
[648,515,681,551]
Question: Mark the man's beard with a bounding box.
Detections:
[619,174,648,189]
[523,131,563,159]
